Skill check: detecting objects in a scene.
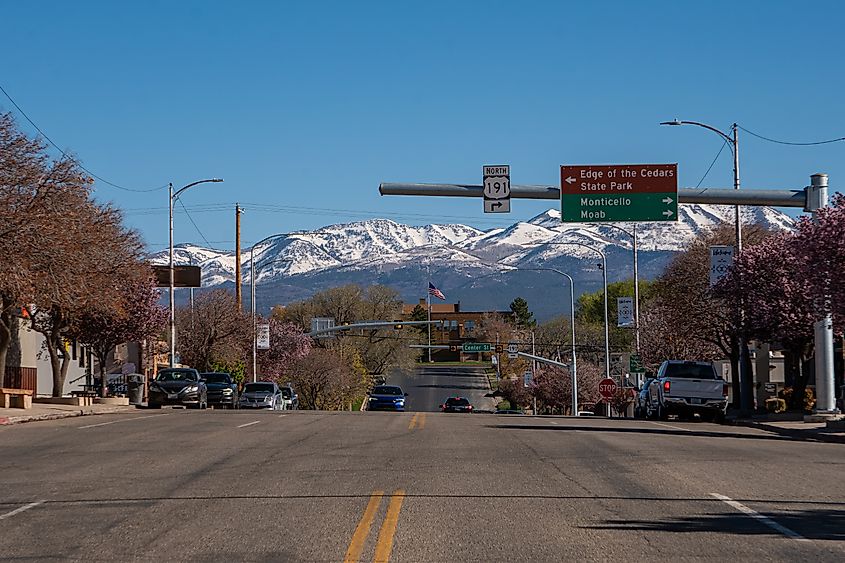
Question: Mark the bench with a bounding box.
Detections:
[0,388,33,409]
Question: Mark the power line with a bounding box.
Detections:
[0,83,168,193]
[177,199,215,248]
[695,137,729,189]
[738,125,845,146]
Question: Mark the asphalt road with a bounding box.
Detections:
[2,404,844,561]
[387,364,496,412]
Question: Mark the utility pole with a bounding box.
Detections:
[235,204,244,310]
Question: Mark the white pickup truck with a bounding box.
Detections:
[645,360,729,422]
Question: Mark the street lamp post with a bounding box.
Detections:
[169,178,224,368]
[590,223,640,352]
[538,241,610,381]
[661,120,751,414]
[507,267,579,415]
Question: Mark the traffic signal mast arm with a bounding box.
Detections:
[380,183,809,209]
[309,320,441,337]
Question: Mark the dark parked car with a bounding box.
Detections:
[238,382,283,410]
[367,385,407,411]
[201,372,238,408]
[441,397,473,413]
[634,378,654,419]
[149,368,207,409]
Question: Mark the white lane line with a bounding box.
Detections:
[237,420,261,428]
[277,414,287,418]
[710,493,809,542]
[549,421,559,425]
[78,414,169,429]
[0,501,44,521]
[648,420,689,432]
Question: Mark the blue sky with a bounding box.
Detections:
[3,1,843,252]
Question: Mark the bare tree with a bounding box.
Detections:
[176,289,252,372]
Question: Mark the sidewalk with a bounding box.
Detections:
[0,402,139,426]
[728,414,845,444]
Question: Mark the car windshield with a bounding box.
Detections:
[244,383,276,394]
[201,373,231,384]
[372,386,403,396]
[447,398,470,406]
[664,363,717,379]
[155,369,197,382]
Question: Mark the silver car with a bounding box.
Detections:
[238,382,283,410]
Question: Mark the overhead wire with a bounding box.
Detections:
[737,125,845,146]
[177,199,216,248]
[0,83,168,193]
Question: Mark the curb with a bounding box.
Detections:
[0,406,136,426]
[728,419,845,445]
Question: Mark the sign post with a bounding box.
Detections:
[483,165,511,213]
[561,164,677,222]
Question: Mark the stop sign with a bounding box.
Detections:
[598,378,617,399]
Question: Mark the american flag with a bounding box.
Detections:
[428,282,446,301]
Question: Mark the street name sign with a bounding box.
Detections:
[598,378,617,399]
[710,245,735,286]
[560,164,678,222]
[463,342,492,353]
[483,165,511,213]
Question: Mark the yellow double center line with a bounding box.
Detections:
[408,412,426,430]
[344,490,406,563]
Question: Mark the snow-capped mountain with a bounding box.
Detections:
[150,204,795,320]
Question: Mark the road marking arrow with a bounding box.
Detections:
[662,197,674,204]
[565,176,576,184]
[662,209,674,218]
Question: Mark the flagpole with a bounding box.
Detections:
[427,284,432,363]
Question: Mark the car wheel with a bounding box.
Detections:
[148,402,162,409]
[657,404,668,421]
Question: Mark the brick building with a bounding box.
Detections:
[402,299,513,361]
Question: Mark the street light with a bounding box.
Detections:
[248,233,328,381]
[660,119,751,414]
[588,223,640,352]
[169,178,224,368]
[533,240,610,381]
[503,267,579,415]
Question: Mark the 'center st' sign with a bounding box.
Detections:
[560,164,678,222]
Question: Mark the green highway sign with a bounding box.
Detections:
[630,353,644,373]
[462,343,492,353]
[561,164,678,223]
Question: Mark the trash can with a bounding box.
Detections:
[127,374,144,405]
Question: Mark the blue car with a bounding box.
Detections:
[367,385,408,411]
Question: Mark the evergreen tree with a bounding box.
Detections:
[509,297,536,328]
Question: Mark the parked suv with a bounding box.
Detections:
[149,368,208,409]
[645,360,728,422]
[238,381,283,410]
[201,372,238,409]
